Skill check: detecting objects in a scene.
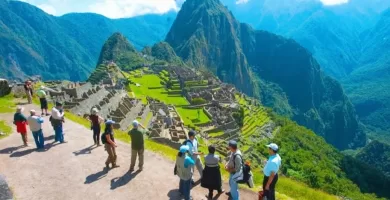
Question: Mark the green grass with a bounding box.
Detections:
[0,120,12,140]
[208,130,225,138]
[0,94,16,113]
[129,74,188,105]
[176,107,211,127]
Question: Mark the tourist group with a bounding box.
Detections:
[13,82,282,200]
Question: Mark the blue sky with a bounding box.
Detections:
[18,0,349,18]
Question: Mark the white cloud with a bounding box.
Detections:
[320,0,349,6]
[236,0,249,4]
[88,0,179,18]
[37,3,57,15]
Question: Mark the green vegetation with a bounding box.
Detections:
[0,120,12,140]
[191,97,207,105]
[0,94,16,113]
[176,107,211,127]
[0,0,174,81]
[356,140,390,177]
[128,72,188,105]
[150,42,183,65]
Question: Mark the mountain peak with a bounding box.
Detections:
[97,32,137,66]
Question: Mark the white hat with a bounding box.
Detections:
[266,143,279,151]
[132,120,139,127]
[16,106,24,112]
[40,86,45,89]
[91,108,99,114]
[30,109,36,113]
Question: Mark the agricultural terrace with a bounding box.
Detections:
[127,68,211,128]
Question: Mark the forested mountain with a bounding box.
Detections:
[0,0,174,81]
[166,0,366,150]
[343,9,390,137]
[356,140,390,178]
[219,0,390,144]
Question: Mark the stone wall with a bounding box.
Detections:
[0,79,11,97]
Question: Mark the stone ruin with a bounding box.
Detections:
[0,79,12,97]
[148,98,187,146]
[47,82,142,131]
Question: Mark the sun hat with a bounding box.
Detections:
[132,120,139,127]
[179,145,190,153]
[30,109,36,114]
[105,120,116,125]
[266,143,279,151]
[16,106,24,112]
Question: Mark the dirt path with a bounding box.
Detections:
[0,104,257,200]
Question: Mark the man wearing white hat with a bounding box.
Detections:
[27,110,45,149]
[89,108,104,146]
[263,143,282,200]
[128,120,147,172]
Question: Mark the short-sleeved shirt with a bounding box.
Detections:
[36,89,46,98]
[227,150,242,173]
[185,139,198,157]
[89,115,100,127]
[263,154,282,176]
[204,154,220,167]
[129,128,145,150]
[102,129,114,144]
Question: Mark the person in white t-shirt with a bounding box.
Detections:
[184,130,204,184]
[262,143,282,200]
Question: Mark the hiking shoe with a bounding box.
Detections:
[112,165,120,168]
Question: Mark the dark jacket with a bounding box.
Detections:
[201,154,222,190]
[129,128,145,150]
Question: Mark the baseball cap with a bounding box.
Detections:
[132,120,139,127]
[188,130,196,137]
[266,143,279,151]
[228,140,237,148]
[105,120,116,125]
[179,145,190,153]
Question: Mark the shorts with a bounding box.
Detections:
[40,98,48,109]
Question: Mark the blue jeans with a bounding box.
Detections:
[179,179,191,200]
[32,129,45,149]
[229,174,239,200]
[54,124,64,143]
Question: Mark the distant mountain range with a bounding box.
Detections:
[219,0,390,142]
[0,0,175,81]
[165,0,366,150]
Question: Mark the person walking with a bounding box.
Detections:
[51,102,65,143]
[24,81,33,104]
[262,143,282,200]
[128,120,147,172]
[89,108,104,146]
[13,106,29,146]
[175,145,195,200]
[27,110,45,149]
[36,86,49,116]
[102,120,119,169]
[201,145,224,199]
[225,140,243,200]
[184,130,203,184]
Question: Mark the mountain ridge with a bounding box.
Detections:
[166,0,366,150]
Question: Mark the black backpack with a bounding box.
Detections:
[182,138,197,146]
[101,133,108,144]
[234,154,252,187]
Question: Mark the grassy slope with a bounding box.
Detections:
[0,120,12,140]
[0,94,16,113]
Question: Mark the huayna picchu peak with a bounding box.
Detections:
[166,0,366,150]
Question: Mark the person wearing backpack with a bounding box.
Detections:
[102,120,120,169]
[184,130,203,184]
[224,140,243,200]
[262,143,281,200]
[175,145,195,200]
[51,102,65,143]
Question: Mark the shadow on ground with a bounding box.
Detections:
[0,146,24,154]
[73,145,98,156]
[85,168,108,184]
[110,170,141,190]
[44,135,55,141]
[9,148,35,157]
[167,189,182,200]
